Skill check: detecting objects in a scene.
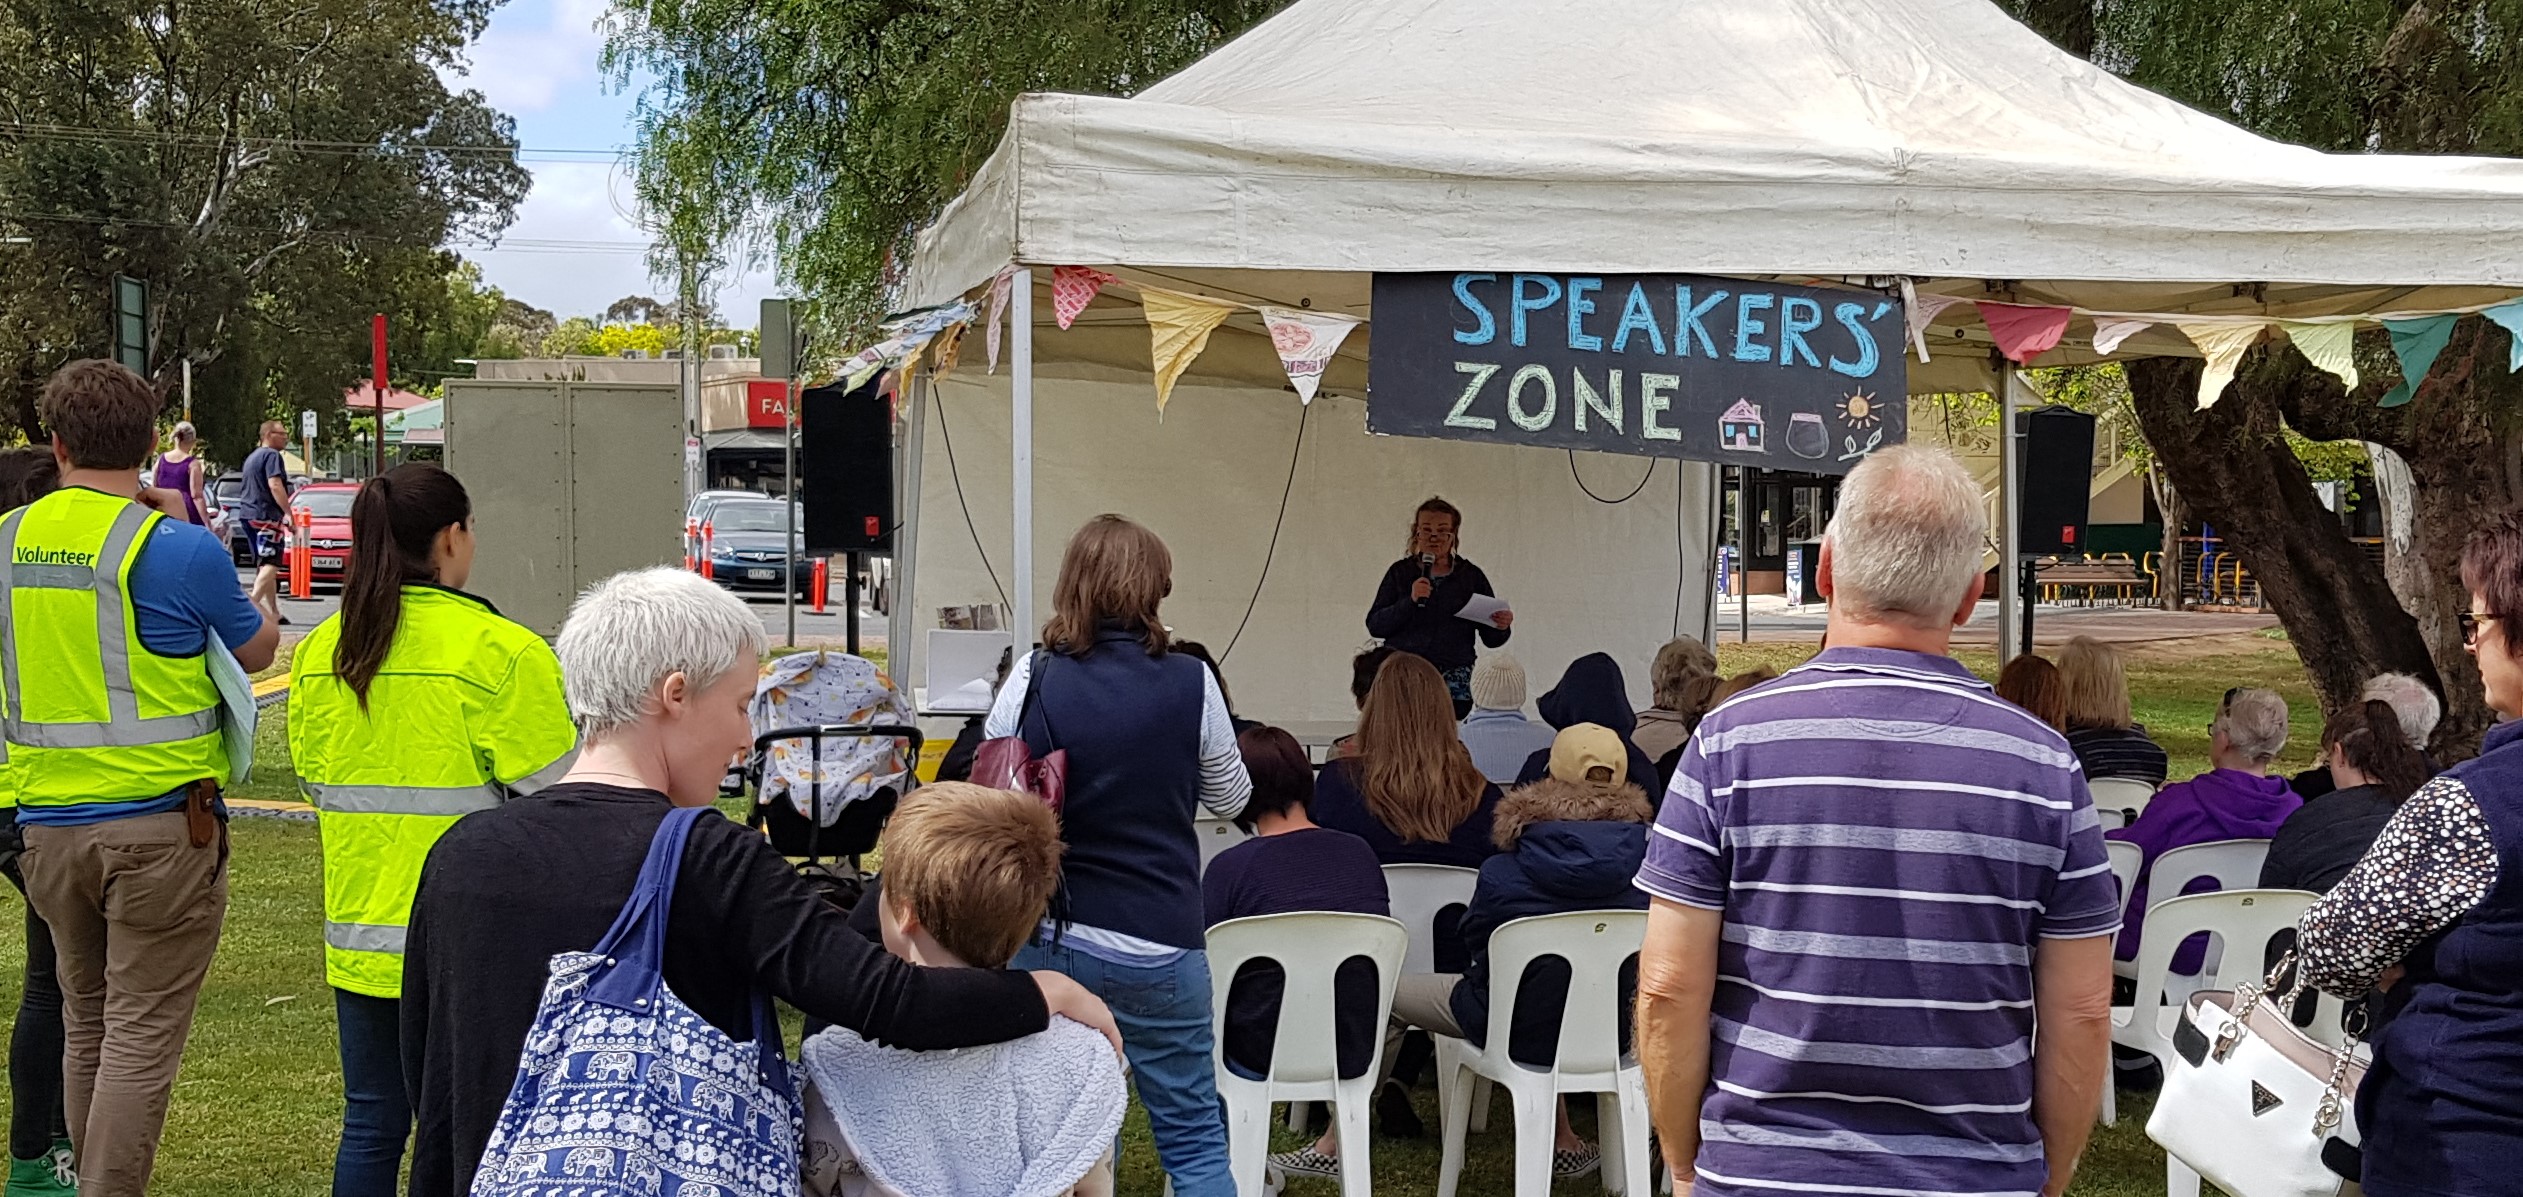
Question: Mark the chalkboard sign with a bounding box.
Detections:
[1368,272,1906,475]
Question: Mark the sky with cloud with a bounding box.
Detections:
[444,0,779,327]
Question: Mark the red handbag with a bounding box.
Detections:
[971,652,1067,813]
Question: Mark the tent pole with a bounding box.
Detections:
[891,367,927,687]
[1011,268,1036,645]
[1737,466,1751,644]
[1996,356,2021,664]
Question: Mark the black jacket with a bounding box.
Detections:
[1365,555,1509,673]
[2259,783,2401,894]
[1515,653,1659,795]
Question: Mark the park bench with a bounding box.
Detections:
[2038,557,2152,607]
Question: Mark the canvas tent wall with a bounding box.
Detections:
[904,297,1717,725]
[886,0,2523,698]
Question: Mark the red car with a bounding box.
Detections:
[290,482,360,584]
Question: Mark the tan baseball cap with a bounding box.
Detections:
[1549,723,1627,786]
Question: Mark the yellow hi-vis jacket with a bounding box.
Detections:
[290,584,576,997]
[2,488,225,808]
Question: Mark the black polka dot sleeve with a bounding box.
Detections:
[2298,774,2501,998]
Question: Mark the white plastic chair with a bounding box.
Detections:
[2146,838,2273,989]
[2089,775,2158,823]
[1382,864,1480,975]
[2107,889,2336,1197]
[1380,864,1486,1130]
[1196,814,1252,877]
[1433,910,1650,1197]
[2099,838,2146,1127]
[1206,912,1409,1197]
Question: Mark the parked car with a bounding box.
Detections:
[701,499,811,593]
[289,482,360,585]
[683,488,761,563]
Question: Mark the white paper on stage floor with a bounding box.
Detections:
[1455,594,1511,626]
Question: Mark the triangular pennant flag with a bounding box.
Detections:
[2381,315,2459,407]
[1977,302,2074,364]
[2278,321,2359,393]
[1901,281,1965,362]
[2091,318,2153,356]
[2177,322,2268,409]
[2482,300,2523,373]
[984,267,1017,371]
[1051,266,1116,331]
[1259,306,1363,404]
[1142,288,1238,417]
[932,322,965,384]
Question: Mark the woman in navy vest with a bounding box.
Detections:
[2299,510,2523,1197]
[989,515,1253,1197]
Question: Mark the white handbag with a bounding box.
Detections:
[2147,954,2367,1197]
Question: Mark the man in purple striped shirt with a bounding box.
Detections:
[1635,445,2119,1197]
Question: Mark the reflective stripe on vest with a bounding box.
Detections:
[303,781,505,817]
[0,503,219,750]
[325,921,408,955]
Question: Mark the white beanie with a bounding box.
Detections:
[1471,654,1527,712]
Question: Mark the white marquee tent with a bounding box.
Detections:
[885,0,2523,722]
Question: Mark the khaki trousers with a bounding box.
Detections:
[20,811,228,1197]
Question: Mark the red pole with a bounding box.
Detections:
[291,506,313,599]
[371,313,388,476]
[699,520,714,581]
[811,558,828,613]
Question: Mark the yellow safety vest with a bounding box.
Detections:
[290,584,577,998]
[1,488,225,808]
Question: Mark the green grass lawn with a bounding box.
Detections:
[0,636,2299,1195]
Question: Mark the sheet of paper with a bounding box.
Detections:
[207,641,256,787]
[1456,594,1511,626]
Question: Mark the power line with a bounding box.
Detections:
[0,121,624,161]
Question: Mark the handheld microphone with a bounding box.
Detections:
[1416,553,1436,604]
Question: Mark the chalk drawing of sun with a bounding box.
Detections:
[1838,389,1882,429]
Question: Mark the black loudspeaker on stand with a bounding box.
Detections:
[800,377,895,654]
[2013,405,2096,655]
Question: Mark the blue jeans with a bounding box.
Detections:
[332,990,411,1197]
[1014,940,1232,1197]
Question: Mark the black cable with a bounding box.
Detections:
[1220,400,1311,664]
[1570,449,1655,503]
[929,391,1011,610]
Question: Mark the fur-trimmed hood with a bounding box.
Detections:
[1493,776,1653,851]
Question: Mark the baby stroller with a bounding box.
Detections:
[725,651,923,914]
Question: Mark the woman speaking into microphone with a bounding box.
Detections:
[1366,497,1512,719]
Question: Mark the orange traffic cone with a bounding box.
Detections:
[699,520,714,581]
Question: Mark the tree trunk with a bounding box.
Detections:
[2151,466,2185,611]
[2123,356,2449,744]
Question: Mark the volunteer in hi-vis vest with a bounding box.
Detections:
[4,359,276,1197]
[286,463,574,1197]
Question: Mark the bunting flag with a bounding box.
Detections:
[2278,321,2358,393]
[1260,306,1363,403]
[2178,322,2268,409]
[1142,288,1238,417]
[1052,266,1117,330]
[2483,299,2523,373]
[2091,318,2154,356]
[1902,282,1965,362]
[2380,315,2459,407]
[932,322,965,384]
[984,267,1018,371]
[1977,302,2074,364]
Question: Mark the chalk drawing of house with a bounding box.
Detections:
[1720,399,1766,452]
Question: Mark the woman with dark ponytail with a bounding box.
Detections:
[287,464,577,1197]
[2261,698,2437,894]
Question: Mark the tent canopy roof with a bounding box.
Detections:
[906,0,2523,381]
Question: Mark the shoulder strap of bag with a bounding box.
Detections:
[587,805,709,1011]
[1019,649,1062,751]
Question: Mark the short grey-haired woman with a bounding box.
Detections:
[398,567,1118,1197]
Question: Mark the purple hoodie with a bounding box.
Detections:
[2105,767,2301,969]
